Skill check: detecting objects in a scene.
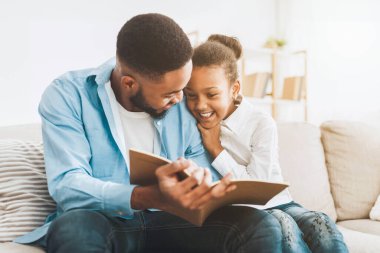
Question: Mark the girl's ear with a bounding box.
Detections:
[232,80,241,98]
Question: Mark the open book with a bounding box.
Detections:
[129,148,289,226]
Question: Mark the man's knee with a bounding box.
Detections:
[209,206,282,252]
[268,209,298,235]
[209,206,281,236]
[242,208,283,252]
[255,210,282,237]
[47,209,112,248]
[212,206,279,227]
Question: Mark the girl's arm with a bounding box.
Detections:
[201,117,280,181]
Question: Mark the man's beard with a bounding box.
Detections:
[130,88,169,119]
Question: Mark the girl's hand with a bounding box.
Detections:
[197,123,224,159]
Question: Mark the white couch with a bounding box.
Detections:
[0,122,379,252]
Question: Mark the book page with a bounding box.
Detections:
[129,148,289,226]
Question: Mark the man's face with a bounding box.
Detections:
[130,61,192,118]
[130,88,168,119]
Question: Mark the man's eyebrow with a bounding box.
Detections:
[164,89,183,95]
[185,87,218,91]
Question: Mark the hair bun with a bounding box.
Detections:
[207,34,242,60]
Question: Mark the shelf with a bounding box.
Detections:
[241,48,308,121]
[242,48,306,59]
[244,97,306,122]
[245,96,306,105]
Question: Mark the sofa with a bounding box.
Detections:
[0,121,379,252]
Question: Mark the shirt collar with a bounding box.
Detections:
[88,57,116,85]
[221,97,251,134]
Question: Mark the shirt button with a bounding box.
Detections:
[157,121,161,126]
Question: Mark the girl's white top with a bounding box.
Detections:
[211,98,293,209]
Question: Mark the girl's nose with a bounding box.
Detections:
[195,98,207,111]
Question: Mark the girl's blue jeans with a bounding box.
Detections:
[267,201,349,253]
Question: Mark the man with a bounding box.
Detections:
[16,13,282,252]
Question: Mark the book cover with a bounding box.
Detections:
[129,148,289,226]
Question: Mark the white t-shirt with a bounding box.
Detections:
[117,103,155,166]
[104,81,157,169]
[211,98,293,209]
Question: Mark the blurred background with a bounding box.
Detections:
[1,0,379,126]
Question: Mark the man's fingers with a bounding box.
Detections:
[204,168,213,186]
[187,170,214,209]
[189,171,237,209]
[189,190,213,210]
[211,173,235,198]
[226,184,237,193]
[178,176,199,193]
[178,166,208,192]
[190,167,205,185]
[157,160,237,211]
[155,158,190,178]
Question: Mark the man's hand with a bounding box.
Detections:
[197,123,224,159]
[155,158,236,212]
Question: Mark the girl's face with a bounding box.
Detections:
[185,66,239,129]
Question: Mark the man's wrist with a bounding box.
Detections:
[131,185,167,211]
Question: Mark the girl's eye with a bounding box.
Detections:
[186,93,197,99]
[207,93,218,98]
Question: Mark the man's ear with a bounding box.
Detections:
[121,75,139,94]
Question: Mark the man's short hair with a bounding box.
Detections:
[117,13,193,79]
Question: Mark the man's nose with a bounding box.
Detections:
[171,91,183,104]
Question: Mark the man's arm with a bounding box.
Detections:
[39,81,137,216]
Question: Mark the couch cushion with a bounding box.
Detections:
[0,124,42,142]
[321,121,380,221]
[338,225,380,253]
[370,195,380,221]
[337,219,380,236]
[277,122,337,221]
[0,242,44,253]
[0,140,55,242]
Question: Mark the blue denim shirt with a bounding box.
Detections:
[15,58,220,244]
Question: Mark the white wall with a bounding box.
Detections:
[276,0,380,125]
[0,0,276,126]
[3,0,378,127]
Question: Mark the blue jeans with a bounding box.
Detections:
[43,206,282,253]
[267,202,348,253]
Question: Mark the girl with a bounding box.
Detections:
[185,34,348,253]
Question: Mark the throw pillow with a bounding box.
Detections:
[321,121,380,221]
[278,122,337,221]
[0,140,56,242]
